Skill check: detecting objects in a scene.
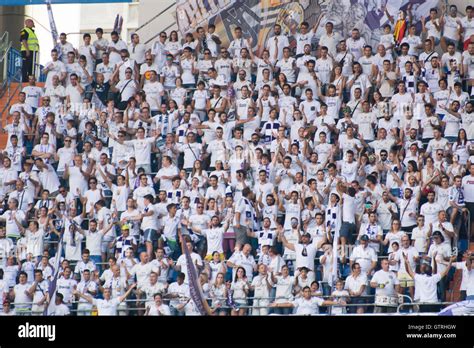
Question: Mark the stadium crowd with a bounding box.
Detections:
[0,3,474,316]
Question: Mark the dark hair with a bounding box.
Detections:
[234,267,246,282]
[144,194,154,203]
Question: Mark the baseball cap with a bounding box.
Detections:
[360,235,369,241]
[121,224,130,231]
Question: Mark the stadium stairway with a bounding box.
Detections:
[0,81,45,148]
[0,82,22,148]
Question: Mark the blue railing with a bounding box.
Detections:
[7,47,22,82]
[7,47,46,83]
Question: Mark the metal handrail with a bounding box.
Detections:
[135,2,176,33]
[145,22,176,46]
[0,33,11,63]
[397,301,458,313]
[0,68,22,119]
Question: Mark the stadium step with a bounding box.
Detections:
[0,82,45,149]
[0,82,23,148]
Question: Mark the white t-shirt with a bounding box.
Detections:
[93,297,121,315]
[84,229,103,256]
[292,296,325,315]
[201,227,225,254]
[371,269,399,296]
[130,262,155,289]
[21,86,43,109]
[125,137,155,166]
[349,245,377,274]
[143,81,164,111]
[462,175,474,203]
[294,243,317,271]
[414,273,442,303]
[176,252,203,284]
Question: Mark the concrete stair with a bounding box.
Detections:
[0,82,22,148]
[0,81,46,148]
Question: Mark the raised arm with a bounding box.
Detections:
[277,226,295,251]
[402,252,415,279]
[73,288,94,303]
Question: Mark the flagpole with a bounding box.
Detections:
[177,230,212,315]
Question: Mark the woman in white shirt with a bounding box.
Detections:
[411,216,432,255]
[210,272,227,316]
[165,31,182,62]
[170,77,187,109]
[230,266,250,316]
[189,160,208,190]
[329,65,346,97]
[452,129,472,165]
[383,220,407,254]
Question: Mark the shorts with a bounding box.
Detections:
[143,229,158,242]
[204,253,225,261]
[398,272,414,288]
[340,222,356,242]
[234,225,249,246]
[101,235,115,253]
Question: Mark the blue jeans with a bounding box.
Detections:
[90,255,102,272]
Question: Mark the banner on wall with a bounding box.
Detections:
[176,0,440,55]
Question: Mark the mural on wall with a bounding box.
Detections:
[176,0,442,54]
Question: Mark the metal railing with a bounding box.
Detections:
[138,2,177,46]
[0,68,22,121]
[0,31,11,83]
[9,294,459,316]
[135,2,175,33]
